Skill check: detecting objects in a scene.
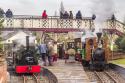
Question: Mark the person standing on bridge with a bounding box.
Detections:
[69,11,73,19]
[5,9,13,18]
[76,10,82,19]
[42,10,48,19]
[63,11,69,19]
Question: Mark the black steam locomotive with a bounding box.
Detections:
[15,36,41,73]
[90,47,106,71]
[82,32,107,71]
[90,32,107,71]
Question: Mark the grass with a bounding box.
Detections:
[110,59,125,65]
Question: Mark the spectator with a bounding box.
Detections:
[52,42,58,62]
[69,11,73,19]
[63,11,69,19]
[5,9,13,18]
[39,43,48,66]
[42,10,48,19]
[111,14,115,20]
[0,8,5,18]
[76,10,82,19]
[92,14,96,20]
[47,42,54,66]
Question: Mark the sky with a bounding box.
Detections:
[0,0,125,22]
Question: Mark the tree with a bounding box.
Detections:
[0,8,4,18]
[115,35,125,52]
[115,36,123,49]
[119,37,125,52]
[0,8,4,51]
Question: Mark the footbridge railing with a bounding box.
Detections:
[3,15,94,30]
[103,19,125,36]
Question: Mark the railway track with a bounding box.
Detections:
[85,67,125,83]
[9,68,57,83]
[94,71,117,83]
[23,74,39,83]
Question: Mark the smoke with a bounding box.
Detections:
[13,36,36,51]
[91,0,115,32]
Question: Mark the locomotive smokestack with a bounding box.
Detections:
[96,32,102,43]
[26,36,29,50]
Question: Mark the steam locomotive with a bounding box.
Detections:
[14,36,41,73]
[81,32,109,71]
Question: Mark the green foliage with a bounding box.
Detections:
[111,59,125,65]
[32,32,37,36]
[119,37,125,52]
[113,45,118,51]
[0,8,4,18]
[115,36,125,52]
[0,19,4,28]
[0,44,3,51]
[115,36,123,49]
[0,8,4,51]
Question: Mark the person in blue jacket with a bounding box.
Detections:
[5,9,13,18]
[76,10,82,19]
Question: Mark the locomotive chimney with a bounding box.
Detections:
[96,32,102,43]
[26,36,29,50]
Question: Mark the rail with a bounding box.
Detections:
[94,71,117,83]
[3,15,94,30]
[94,71,104,83]
[104,71,117,83]
[104,19,125,36]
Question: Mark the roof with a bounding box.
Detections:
[2,30,31,41]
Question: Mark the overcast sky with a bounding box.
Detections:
[0,0,125,21]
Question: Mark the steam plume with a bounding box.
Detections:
[91,0,115,32]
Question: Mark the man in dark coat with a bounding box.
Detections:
[76,11,82,19]
[5,9,13,18]
[63,11,69,19]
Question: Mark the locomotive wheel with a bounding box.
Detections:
[82,60,89,67]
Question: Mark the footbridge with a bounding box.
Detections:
[0,15,125,36]
[1,15,94,33]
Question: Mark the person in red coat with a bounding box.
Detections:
[42,10,48,19]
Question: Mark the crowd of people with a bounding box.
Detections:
[60,10,82,19]
[0,8,13,18]
[0,8,95,20]
[37,40,82,66]
[38,41,58,66]
[41,9,83,19]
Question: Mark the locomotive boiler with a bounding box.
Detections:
[14,36,41,73]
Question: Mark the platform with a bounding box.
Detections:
[43,60,90,83]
